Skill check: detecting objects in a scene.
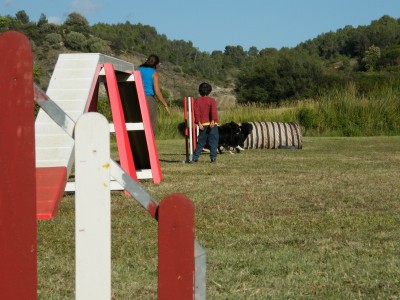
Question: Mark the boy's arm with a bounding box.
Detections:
[210,99,219,124]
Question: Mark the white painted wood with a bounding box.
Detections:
[195,241,207,300]
[34,84,76,137]
[35,147,75,162]
[75,113,111,300]
[188,97,194,158]
[109,122,144,132]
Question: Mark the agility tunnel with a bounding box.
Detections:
[243,121,302,149]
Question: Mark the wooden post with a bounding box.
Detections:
[183,97,197,162]
[158,194,195,299]
[75,113,111,299]
[0,31,37,299]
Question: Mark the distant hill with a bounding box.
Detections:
[2,11,400,105]
[34,47,236,108]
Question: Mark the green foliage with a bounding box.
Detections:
[64,31,87,51]
[296,82,400,136]
[45,33,62,49]
[234,15,400,104]
[0,16,9,29]
[362,45,381,71]
[298,105,322,129]
[37,13,48,27]
[377,45,400,69]
[156,80,400,139]
[236,49,324,103]
[38,22,60,35]
[64,12,89,34]
[87,36,108,53]
[15,10,29,24]
[2,11,400,110]
[33,64,43,83]
[96,97,112,121]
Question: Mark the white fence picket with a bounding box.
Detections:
[75,113,111,300]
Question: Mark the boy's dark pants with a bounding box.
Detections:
[193,126,219,161]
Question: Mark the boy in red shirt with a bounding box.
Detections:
[191,82,219,163]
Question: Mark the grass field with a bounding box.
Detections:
[37,136,400,299]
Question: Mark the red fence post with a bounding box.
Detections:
[158,194,195,300]
[0,31,37,299]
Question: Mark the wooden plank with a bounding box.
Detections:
[194,241,207,300]
[75,113,111,300]
[133,71,163,183]
[0,31,37,299]
[36,167,67,220]
[109,122,145,132]
[109,159,159,218]
[34,84,76,137]
[158,194,195,299]
[104,63,138,181]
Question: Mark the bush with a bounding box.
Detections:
[87,37,108,53]
[0,16,9,29]
[64,31,87,51]
[45,33,62,49]
[96,97,112,121]
[39,23,60,34]
[297,105,322,129]
[64,12,89,34]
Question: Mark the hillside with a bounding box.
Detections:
[4,12,400,106]
[34,47,236,108]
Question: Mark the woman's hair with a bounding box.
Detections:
[140,54,160,69]
[199,82,212,96]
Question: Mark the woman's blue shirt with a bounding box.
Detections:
[138,66,156,96]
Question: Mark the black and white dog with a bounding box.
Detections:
[217,121,240,153]
[231,122,253,152]
[178,121,253,154]
[217,121,253,153]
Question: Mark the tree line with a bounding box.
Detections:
[1,11,400,104]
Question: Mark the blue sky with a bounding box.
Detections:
[2,0,400,53]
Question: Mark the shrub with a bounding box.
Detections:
[87,37,108,53]
[45,33,62,49]
[96,97,112,121]
[0,16,9,29]
[64,12,89,34]
[297,105,322,129]
[64,31,87,51]
[39,23,60,34]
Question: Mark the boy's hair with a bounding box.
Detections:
[199,82,212,96]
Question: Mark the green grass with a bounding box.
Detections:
[37,136,400,299]
[155,83,400,139]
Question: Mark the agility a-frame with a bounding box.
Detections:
[34,53,162,219]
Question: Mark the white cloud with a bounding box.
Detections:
[48,16,62,25]
[4,0,14,6]
[69,0,101,15]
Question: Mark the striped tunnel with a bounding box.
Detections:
[243,121,302,149]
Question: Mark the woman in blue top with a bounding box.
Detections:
[138,54,170,135]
